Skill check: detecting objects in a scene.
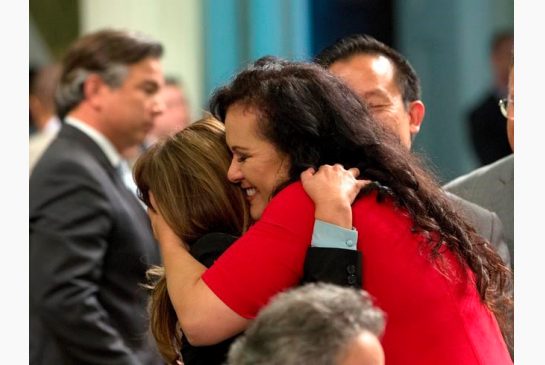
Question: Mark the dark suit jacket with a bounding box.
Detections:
[30,124,162,365]
[468,92,512,166]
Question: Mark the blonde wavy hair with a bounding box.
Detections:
[134,116,249,363]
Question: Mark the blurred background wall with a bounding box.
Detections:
[29,0,513,182]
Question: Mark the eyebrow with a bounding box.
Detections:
[230,146,250,153]
[362,90,389,100]
[139,80,160,90]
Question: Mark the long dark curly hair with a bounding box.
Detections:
[209,56,513,348]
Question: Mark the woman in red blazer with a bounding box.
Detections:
[148,57,512,364]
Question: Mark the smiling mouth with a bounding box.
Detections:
[244,188,256,198]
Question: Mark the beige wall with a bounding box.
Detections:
[79,0,204,121]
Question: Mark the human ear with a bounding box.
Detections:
[407,100,425,136]
[83,74,109,109]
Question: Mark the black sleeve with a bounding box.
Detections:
[301,247,362,288]
[182,232,240,365]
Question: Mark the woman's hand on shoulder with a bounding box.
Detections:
[300,164,370,228]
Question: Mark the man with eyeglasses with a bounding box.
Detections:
[445,62,514,270]
[499,94,514,150]
[466,31,513,166]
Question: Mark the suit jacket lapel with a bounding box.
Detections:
[58,124,118,179]
[58,124,146,213]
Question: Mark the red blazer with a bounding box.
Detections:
[203,182,511,365]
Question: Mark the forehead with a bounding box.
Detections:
[330,54,396,86]
[224,103,262,145]
[340,331,384,365]
[164,84,183,95]
[124,57,164,82]
[329,54,402,102]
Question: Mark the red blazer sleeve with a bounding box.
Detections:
[202,182,315,318]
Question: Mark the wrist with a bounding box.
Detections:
[314,202,352,229]
[157,232,187,251]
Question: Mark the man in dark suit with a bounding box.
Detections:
[314,34,511,266]
[30,29,165,364]
[467,31,513,166]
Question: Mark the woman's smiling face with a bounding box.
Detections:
[224,102,290,221]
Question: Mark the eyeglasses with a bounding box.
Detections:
[498,98,514,119]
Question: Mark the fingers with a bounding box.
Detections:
[356,179,371,189]
[300,167,316,181]
[303,164,362,181]
[348,167,360,178]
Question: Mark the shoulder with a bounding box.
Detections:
[32,125,115,182]
[259,181,315,235]
[350,190,416,234]
[444,155,513,193]
[444,191,506,246]
[445,192,493,219]
[30,137,113,208]
[192,233,239,268]
[263,182,313,216]
[272,181,310,200]
[31,144,102,187]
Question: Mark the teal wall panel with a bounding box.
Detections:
[204,0,311,103]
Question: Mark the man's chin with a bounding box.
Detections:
[134,132,150,145]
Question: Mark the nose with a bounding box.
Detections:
[151,94,166,116]
[227,158,243,183]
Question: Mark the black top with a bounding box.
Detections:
[180,232,240,365]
